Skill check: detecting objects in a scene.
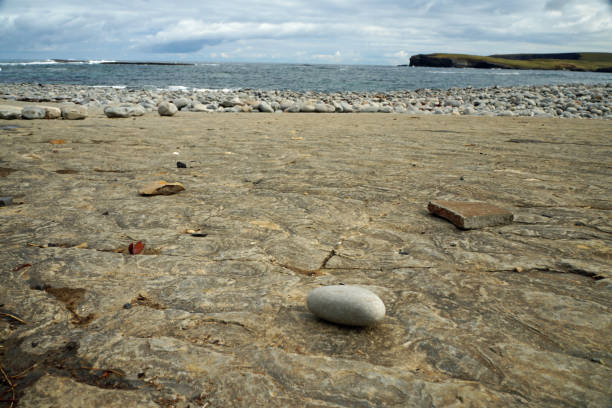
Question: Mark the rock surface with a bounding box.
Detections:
[0,112,611,407]
[307,285,386,326]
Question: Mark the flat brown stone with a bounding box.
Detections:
[138,180,185,196]
[428,200,514,229]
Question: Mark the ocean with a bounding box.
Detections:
[1,59,611,92]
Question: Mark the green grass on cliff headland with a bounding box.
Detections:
[418,53,612,72]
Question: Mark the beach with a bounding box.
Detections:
[1,98,612,406]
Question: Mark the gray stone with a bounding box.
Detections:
[104,105,144,118]
[307,285,386,326]
[173,98,191,110]
[190,103,209,112]
[315,103,333,113]
[158,101,178,116]
[428,200,514,229]
[340,102,354,113]
[0,105,22,119]
[0,196,13,206]
[21,106,46,120]
[257,102,274,113]
[44,106,62,119]
[299,103,316,113]
[61,105,88,120]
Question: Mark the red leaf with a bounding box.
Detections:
[13,263,32,271]
[128,241,144,255]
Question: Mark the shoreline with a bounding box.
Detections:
[1,82,611,119]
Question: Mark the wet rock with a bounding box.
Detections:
[307,285,386,326]
[139,180,185,196]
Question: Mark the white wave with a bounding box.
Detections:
[91,85,127,89]
[88,60,116,64]
[167,85,189,91]
[193,87,240,93]
[0,59,58,66]
[197,63,220,66]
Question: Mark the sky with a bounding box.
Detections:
[0,0,610,64]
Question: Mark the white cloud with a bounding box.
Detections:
[0,0,610,63]
[312,50,342,62]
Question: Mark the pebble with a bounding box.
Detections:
[306,285,386,326]
[0,83,610,119]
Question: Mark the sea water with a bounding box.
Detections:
[0,59,611,92]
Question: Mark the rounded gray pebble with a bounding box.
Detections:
[306,285,386,326]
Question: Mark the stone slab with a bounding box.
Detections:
[428,200,514,229]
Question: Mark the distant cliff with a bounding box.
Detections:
[408,53,612,72]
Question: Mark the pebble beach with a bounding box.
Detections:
[1,82,611,119]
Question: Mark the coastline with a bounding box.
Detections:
[1,82,611,119]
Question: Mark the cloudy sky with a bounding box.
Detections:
[0,0,610,64]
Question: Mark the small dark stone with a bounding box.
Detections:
[191,233,208,237]
[541,213,554,218]
[575,221,586,226]
[102,211,109,216]
[65,341,78,351]
[0,197,13,207]
[177,161,187,168]
[137,372,145,378]
[449,242,457,247]
[590,357,603,364]
[398,249,410,255]
[31,341,38,348]
[123,303,132,309]
[253,178,264,185]
[459,176,464,181]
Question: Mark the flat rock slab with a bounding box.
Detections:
[1,111,611,407]
[428,200,514,229]
[138,180,185,196]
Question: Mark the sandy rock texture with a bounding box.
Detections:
[1,108,611,407]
